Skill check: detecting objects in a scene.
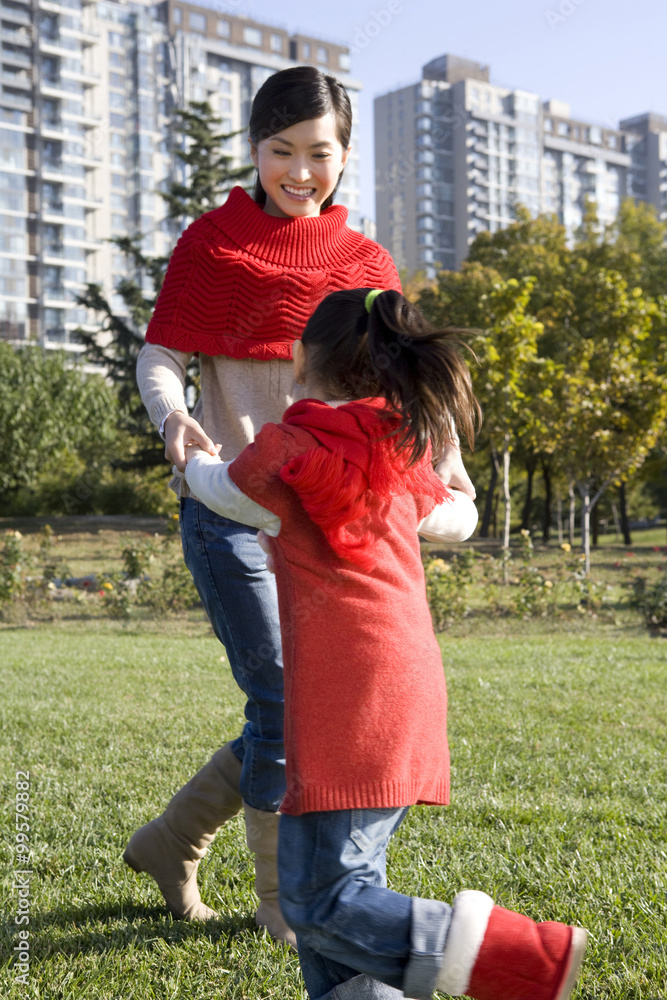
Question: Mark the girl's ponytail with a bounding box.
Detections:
[365,289,480,464]
[300,287,481,465]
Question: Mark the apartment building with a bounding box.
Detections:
[375,54,667,275]
[0,0,359,349]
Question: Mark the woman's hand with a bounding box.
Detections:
[164,411,217,472]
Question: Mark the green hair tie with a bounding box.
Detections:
[364,288,384,313]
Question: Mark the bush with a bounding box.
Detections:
[424,550,476,630]
[0,530,30,603]
[631,569,667,631]
[6,464,177,517]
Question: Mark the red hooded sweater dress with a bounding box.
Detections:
[228,397,452,816]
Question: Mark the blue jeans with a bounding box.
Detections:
[278,808,452,1000]
[180,497,285,812]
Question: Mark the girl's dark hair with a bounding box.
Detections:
[301,288,482,464]
[248,66,352,211]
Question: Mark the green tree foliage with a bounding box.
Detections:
[161,102,254,221]
[417,200,667,564]
[0,344,118,500]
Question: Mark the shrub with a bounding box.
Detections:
[424,550,476,630]
[631,569,667,631]
[0,530,30,604]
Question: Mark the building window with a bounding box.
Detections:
[217,19,230,37]
[270,33,282,52]
[108,31,124,47]
[556,121,569,137]
[317,46,328,64]
[339,52,350,71]
[607,134,617,149]
[189,12,206,32]
[173,7,181,24]
[544,118,552,132]
[243,27,262,47]
[302,42,311,59]
[589,126,601,144]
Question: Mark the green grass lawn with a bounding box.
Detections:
[1,626,665,999]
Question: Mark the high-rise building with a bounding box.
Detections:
[375,54,667,275]
[0,0,359,350]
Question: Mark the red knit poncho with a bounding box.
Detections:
[145,187,402,359]
[229,398,452,815]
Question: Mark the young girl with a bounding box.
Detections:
[183,288,587,1000]
[127,65,474,942]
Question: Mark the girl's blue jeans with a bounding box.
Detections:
[278,807,453,1000]
[180,497,285,812]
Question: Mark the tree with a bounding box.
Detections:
[0,344,118,501]
[548,273,667,572]
[419,269,544,556]
[161,102,254,221]
[470,278,544,556]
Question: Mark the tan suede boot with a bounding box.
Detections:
[243,802,297,948]
[123,742,243,920]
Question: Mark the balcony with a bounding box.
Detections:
[44,325,67,342]
[40,77,84,97]
[0,26,31,44]
[1,69,30,88]
[39,32,80,53]
[0,87,30,109]
[0,48,31,68]
[0,4,31,25]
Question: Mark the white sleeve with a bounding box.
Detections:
[418,491,478,543]
[184,452,282,536]
[136,342,192,431]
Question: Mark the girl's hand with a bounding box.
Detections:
[435,443,476,500]
[257,530,276,574]
[183,442,222,466]
[164,411,217,472]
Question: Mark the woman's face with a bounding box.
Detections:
[250,113,350,219]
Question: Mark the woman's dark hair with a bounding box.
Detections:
[248,66,352,211]
[300,288,482,464]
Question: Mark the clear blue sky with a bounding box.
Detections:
[214,0,667,220]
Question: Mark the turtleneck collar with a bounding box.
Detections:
[209,186,356,269]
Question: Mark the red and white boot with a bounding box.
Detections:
[436,890,587,1000]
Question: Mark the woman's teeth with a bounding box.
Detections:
[283,186,315,197]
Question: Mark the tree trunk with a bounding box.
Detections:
[542,458,553,543]
[520,455,537,531]
[619,482,632,546]
[592,501,600,547]
[580,482,592,575]
[556,496,564,544]
[568,481,576,546]
[502,437,511,583]
[611,502,622,540]
[480,447,499,539]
